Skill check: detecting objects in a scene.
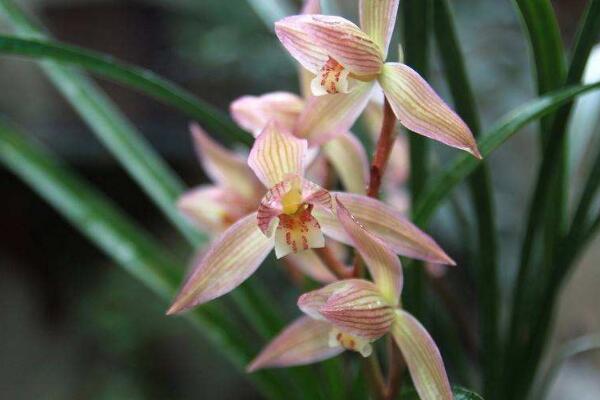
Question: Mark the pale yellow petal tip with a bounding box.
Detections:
[165,302,182,316]
[470,145,483,160]
[245,361,260,373]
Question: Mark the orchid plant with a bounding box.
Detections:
[167,0,477,398]
[3,0,598,398]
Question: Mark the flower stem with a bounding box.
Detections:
[367,98,398,198]
[314,246,352,280]
[363,353,386,400]
[385,338,406,400]
[352,97,398,278]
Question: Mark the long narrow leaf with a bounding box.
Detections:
[0,35,250,146]
[0,1,201,244]
[507,2,600,397]
[413,82,600,228]
[401,0,431,322]
[0,2,309,395]
[0,120,289,400]
[432,1,500,398]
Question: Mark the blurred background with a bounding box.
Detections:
[0,0,598,398]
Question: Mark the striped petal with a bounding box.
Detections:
[230,92,304,136]
[335,198,402,304]
[275,16,329,74]
[314,192,454,265]
[391,310,453,400]
[294,81,375,145]
[191,123,261,199]
[303,15,384,76]
[359,0,399,59]
[166,213,273,314]
[378,63,481,158]
[178,186,254,234]
[248,121,308,188]
[323,132,369,194]
[247,316,342,372]
[286,250,337,283]
[300,279,394,340]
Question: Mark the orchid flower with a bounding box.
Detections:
[230,0,370,195]
[248,199,453,400]
[275,0,481,157]
[179,123,338,284]
[168,123,452,314]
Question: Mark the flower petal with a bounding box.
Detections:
[167,213,273,314]
[248,121,308,188]
[178,186,253,233]
[294,82,375,145]
[247,316,343,372]
[378,63,481,158]
[275,16,330,74]
[230,92,304,136]
[359,0,399,59]
[323,132,369,194]
[391,310,453,400]
[313,192,454,265]
[286,250,337,283]
[302,15,384,76]
[318,279,395,340]
[297,280,347,320]
[191,123,261,199]
[335,198,402,304]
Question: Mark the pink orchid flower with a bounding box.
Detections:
[248,199,453,400]
[275,0,481,158]
[178,123,336,283]
[230,0,370,196]
[168,123,453,314]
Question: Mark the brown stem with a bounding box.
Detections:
[363,353,386,400]
[366,98,398,198]
[352,98,398,279]
[314,246,353,280]
[385,338,406,400]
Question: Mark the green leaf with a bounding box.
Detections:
[0,2,316,397]
[414,81,600,228]
[506,2,600,398]
[0,34,250,146]
[0,120,289,400]
[401,0,431,323]
[245,0,294,29]
[432,2,500,397]
[401,386,484,400]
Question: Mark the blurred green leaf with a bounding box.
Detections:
[414,81,600,228]
[401,386,484,400]
[432,2,500,397]
[0,34,250,146]
[0,120,289,400]
[0,2,318,397]
[507,2,600,398]
[245,0,294,28]
[401,0,431,325]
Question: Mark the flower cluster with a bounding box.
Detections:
[168,1,480,399]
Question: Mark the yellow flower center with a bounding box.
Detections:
[281,182,303,215]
